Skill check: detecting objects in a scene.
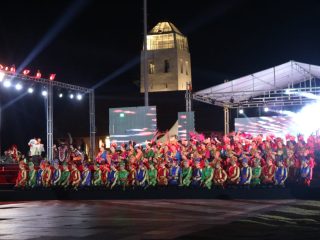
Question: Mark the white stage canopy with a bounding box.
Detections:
[193,61,320,108]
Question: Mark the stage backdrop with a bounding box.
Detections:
[109,106,157,145]
[235,116,296,138]
[178,112,195,140]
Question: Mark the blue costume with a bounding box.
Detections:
[191,168,202,187]
[300,164,311,185]
[107,170,117,185]
[239,165,252,185]
[136,168,147,187]
[36,169,43,186]
[274,166,288,185]
[169,165,181,186]
[81,169,91,187]
[52,168,61,186]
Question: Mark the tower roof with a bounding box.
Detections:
[149,22,182,35]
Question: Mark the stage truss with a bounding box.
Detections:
[0,70,96,162]
[193,61,320,134]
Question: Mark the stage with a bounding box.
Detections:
[1,199,320,240]
[1,186,320,202]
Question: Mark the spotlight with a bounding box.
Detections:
[15,83,23,91]
[76,94,82,100]
[285,89,291,94]
[264,106,269,112]
[36,70,42,79]
[10,65,16,73]
[49,73,56,81]
[58,93,63,98]
[27,87,34,93]
[3,79,11,88]
[239,108,244,114]
[42,90,48,96]
[0,72,5,82]
[69,93,74,99]
[23,69,30,75]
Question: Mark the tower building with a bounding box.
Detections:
[140,21,192,92]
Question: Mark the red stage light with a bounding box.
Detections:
[5,66,9,71]
[0,64,3,70]
[49,73,56,81]
[23,69,30,75]
[10,65,16,73]
[35,70,41,79]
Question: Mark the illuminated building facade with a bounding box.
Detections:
[140,22,192,92]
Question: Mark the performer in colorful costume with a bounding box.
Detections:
[70,162,81,190]
[59,162,70,188]
[274,159,288,186]
[251,159,261,186]
[15,161,27,188]
[213,161,227,187]
[299,159,311,186]
[147,163,157,187]
[107,164,118,189]
[36,161,45,186]
[181,160,192,187]
[262,158,276,184]
[128,164,136,187]
[42,161,52,188]
[81,164,91,187]
[118,162,129,190]
[191,159,202,187]
[157,161,168,186]
[228,156,240,185]
[201,160,213,189]
[136,163,147,188]
[92,164,102,186]
[239,158,252,185]
[168,159,181,186]
[95,146,107,164]
[27,162,37,188]
[52,160,61,186]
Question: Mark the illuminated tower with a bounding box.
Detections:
[140,21,192,92]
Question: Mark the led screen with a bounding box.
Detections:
[178,112,195,140]
[235,116,294,138]
[109,106,157,145]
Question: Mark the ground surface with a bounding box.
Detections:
[0,199,320,240]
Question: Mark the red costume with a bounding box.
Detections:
[157,165,169,186]
[262,164,276,184]
[228,165,240,184]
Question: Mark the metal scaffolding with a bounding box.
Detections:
[193,61,320,133]
[0,70,95,162]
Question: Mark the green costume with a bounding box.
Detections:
[251,166,261,185]
[59,169,70,188]
[147,168,157,186]
[118,169,129,186]
[181,167,192,187]
[27,163,37,188]
[145,149,155,159]
[92,169,102,186]
[202,166,213,189]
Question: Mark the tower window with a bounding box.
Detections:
[164,60,170,73]
[185,61,189,75]
[180,59,183,73]
[148,62,155,74]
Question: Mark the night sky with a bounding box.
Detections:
[1,0,320,153]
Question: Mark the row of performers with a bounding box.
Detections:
[15,156,312,190]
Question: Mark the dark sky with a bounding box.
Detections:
[1,0,320,153]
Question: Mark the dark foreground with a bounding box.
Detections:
[1,185,320,201]
[0,199,320,240]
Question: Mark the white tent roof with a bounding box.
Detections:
[193,61,320,106]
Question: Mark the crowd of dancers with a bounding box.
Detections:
[15,132,318,190]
